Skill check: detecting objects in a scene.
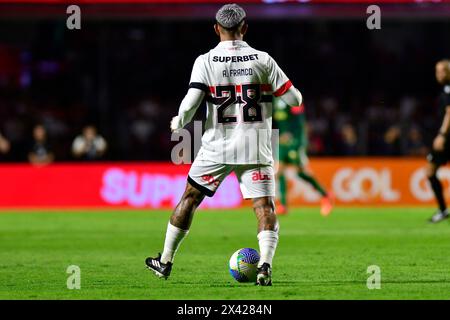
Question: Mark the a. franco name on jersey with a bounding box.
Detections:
[212,54,259,63]
[222,68,254,77]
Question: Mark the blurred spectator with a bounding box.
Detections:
[0,132,10,154]
[405,126,428,156]
[28,125,54,165]
[338,124,358,155]
[72,125,107,160]
[380,125,402,156]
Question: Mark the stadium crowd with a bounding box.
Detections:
[1,19,449,162]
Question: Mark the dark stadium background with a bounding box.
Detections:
[2,1,450,301]
[1,2,450,162]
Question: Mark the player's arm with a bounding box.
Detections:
[439,105,450,135]
[170,88,205,132]
[170,55,207,132]
[266,55,302,107]
[434,105,450,151]
[277,86,302,108]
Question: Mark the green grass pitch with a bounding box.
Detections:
[0,207,450,300]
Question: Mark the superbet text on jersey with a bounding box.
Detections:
[189,40,293,165]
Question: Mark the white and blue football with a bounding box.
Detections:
[229,248,260,282]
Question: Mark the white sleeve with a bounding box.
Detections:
[171,55,208,130]
[265,54,302,107]
[279,86,303,107]
[266,55,291,97]
[172,88,206,130]
[189,55,208,91]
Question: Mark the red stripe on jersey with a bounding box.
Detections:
[209,86,216,95]
[291,104,305,115]
[273,80,293,97]
[235,85,242,94]
[261,84,272,92]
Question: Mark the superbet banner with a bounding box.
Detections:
[0,163,241,209]
[0,159,445,209]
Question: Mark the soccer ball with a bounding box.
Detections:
[228,248,260,282]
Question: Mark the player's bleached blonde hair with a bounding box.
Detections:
[215,3,246,30]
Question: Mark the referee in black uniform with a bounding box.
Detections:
[427,59,450,223]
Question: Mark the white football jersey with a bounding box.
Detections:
[189,40,292,165]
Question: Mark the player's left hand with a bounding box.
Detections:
[433,134,446,151]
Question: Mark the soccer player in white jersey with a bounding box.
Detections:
[145,3,303,286]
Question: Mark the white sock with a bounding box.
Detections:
[160,223,189,264]
[257,230,279,267]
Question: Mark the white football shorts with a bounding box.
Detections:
[187,159,275,199]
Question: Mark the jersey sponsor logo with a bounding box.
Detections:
[212,54,259,63]
[201,174,220,187]
[252,172,272,182]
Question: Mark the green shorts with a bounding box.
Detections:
[278,144,309,167]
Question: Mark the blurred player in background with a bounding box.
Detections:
[145,3,303,286]
[427,60,450,223]
[273,97,333,216]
